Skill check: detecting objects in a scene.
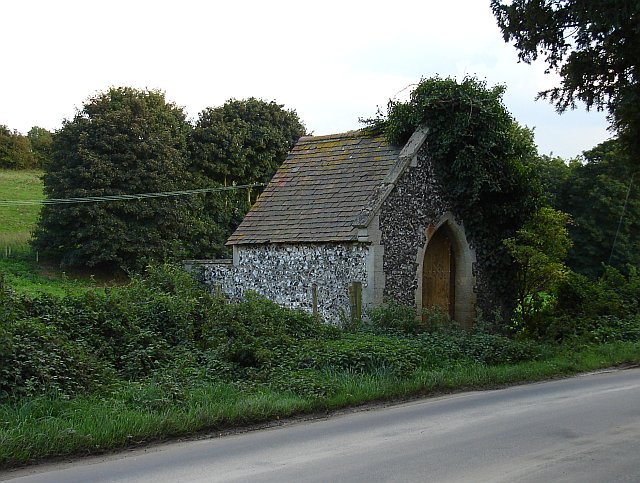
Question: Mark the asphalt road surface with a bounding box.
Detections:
[4,367,640,482]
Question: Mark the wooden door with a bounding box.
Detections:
[423,228,455,318]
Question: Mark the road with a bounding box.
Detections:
[3,367,640,482]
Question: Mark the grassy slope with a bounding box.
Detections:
[0,169,100,295]
[0,170,43,246]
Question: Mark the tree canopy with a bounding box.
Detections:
[539,139,640,278]
[491,0,640,159]
[190,98,306,186]
[186,98,306,259]
[0,126,37,169]
[33,87,195,270]
[504,206,572,330]
[27,126,53,167]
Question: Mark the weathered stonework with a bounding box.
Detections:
[379,145,451,305]
[195,127,484,328]
[376,142,479,327]
[201,243,369,324]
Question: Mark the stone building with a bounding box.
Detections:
[198,126,478,326]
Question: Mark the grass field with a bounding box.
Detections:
[0,169,103,295]
[0,169,43,249]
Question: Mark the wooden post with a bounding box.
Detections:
[312,283,318,317]
[349,281,362,322]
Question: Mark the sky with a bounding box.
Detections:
[2,0,611,159]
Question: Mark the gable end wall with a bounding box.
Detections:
[378,144,479,325]
[379,145,450,304]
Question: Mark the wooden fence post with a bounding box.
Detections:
[312,283,318,317]
[349,281,362,322]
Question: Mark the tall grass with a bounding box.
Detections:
[0,169,44,283]
[0,169,107,295]
[1,342,639,469]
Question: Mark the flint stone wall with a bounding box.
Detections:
[379,145,452,305]
[377,144,479,326]
[201,243,368,324]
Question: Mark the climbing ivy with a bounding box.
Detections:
[364,76,542,314]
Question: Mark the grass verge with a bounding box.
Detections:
[1,341,638,469]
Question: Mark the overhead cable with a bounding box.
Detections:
[0,183,266,206]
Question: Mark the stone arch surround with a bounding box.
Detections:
[414,213,476,327]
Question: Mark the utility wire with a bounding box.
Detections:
[0,183,266,206]
[608,172,636,266]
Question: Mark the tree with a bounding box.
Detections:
[551,139,639,278]
[190,98,306,186]
[504,207,573,332]
[533,153,575,206]
[32,87,194,270]
[27,126,53,167]
[0,125,36,169]
[491,1,640,159]
[186,98,306,258]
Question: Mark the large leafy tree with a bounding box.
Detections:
[27,126,53,167]
[186,98,306,258]
[33,87,195,270]
[504,207,573,330]
[547,139,640,278]
[190,98,306,186]
[491,1,640,159]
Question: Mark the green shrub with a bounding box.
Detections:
[0,318,112,400]
[365,300,451,336]
[416,328,549,366]
[542,266,640,342]
[587,316,640,344]
[267,368,338,399]
[296,334,429,376]
[200,292,339,371]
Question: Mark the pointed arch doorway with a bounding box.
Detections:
[422,224,456,319]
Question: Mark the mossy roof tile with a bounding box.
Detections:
[227,130,402,245]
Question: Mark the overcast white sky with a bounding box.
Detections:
[2,0,610,159]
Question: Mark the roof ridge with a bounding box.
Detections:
[298,129,378,143]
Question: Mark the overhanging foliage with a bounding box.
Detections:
[364,76,542,312]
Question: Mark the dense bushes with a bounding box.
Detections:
[539,266,640,342]
[0,265,554,403]
[2,264,638,404]
[0,265,339,401]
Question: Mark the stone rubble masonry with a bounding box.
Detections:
[194,126,482,327]
[379,144,449,306]
[375,141,478,327]
[200,243,369,324]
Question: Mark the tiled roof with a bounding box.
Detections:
[226,130,402,244]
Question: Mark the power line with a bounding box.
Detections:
[0,183,266,206]
[608,172,636,266]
